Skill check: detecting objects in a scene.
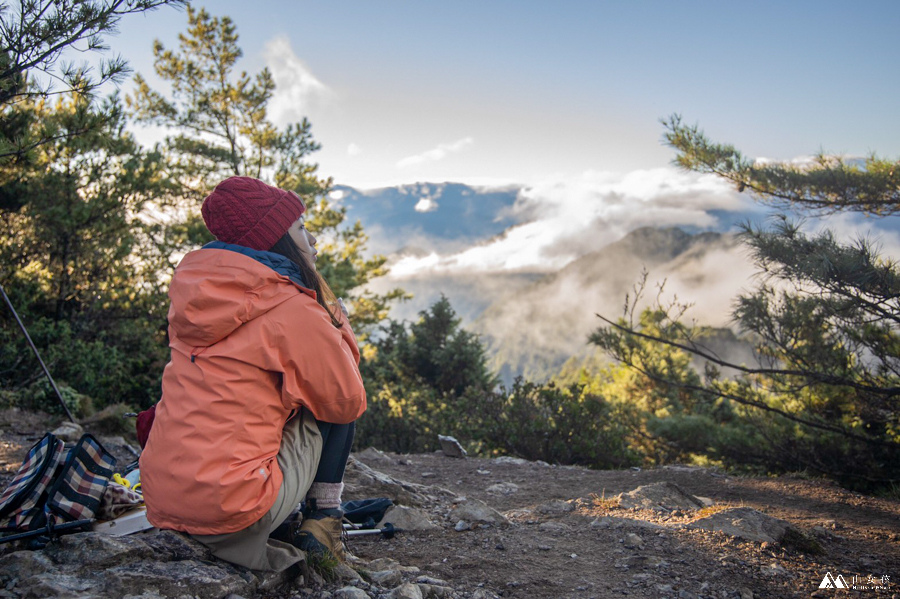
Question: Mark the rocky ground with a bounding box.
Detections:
[0,409,898,599]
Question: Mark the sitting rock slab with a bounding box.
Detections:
[688,507,795,544]
[0,530,291,599]
[617,481,705,511]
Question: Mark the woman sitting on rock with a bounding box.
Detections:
[140,176,366,572]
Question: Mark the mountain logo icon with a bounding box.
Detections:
[819,572,848,589]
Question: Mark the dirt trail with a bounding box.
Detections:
[344,450,900,598]
[1,410,898,598]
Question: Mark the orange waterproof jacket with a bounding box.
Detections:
[140,244,366,535]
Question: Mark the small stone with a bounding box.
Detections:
[370,570,403,587]
[388,582,424,599]
[491,456,529,466]
[739,588,754,599]
[536,500,575,514]
[335,563,363,581]
[623,533,644,549]
[454,520,470,532]
[449,498,509,526]
[335,587,369,599]
[355,447,392,463]
[437,435,467,458]
[417,584,454,598]
[760,563,787,577]
[50,421,84,442]
[859,556,878,568]
[377,506,439,531]
[538,521,567,534]
[811,526,840,539]
[414,576,449,586]
[366,558,401,571]
[486,482,519,495]
[615,555,668,569]
[421,472,436,478]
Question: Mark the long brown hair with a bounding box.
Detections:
[269,233,343,328]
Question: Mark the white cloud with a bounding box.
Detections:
[347,143,362,156]
[397,137,474,168]
[264,36,333,124]
[387,167,753,276]
[414,197,438,212]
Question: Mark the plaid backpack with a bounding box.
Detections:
[0,433,116,535]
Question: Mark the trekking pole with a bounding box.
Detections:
[0,283,76,423]
[345,523,401,539]
[0,519,93,546]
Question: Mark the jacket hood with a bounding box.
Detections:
[168,242,315,348]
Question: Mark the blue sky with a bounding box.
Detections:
[109,1,900,189]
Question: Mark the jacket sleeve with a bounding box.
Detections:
[267,295,366,424]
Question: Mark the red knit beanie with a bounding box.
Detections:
[201,176,306,251]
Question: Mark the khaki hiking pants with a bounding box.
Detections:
[191,409,323,572]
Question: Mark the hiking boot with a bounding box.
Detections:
[269,509,302,545]
[296,508,345,562]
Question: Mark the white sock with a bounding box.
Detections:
[306,482,343,511]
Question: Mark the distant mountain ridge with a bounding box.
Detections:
[340,183,758,381]
[334,182,523,255]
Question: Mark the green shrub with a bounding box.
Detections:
[19,379,91,417]
[475,378,638,469]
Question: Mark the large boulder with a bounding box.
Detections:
[617,482,705,511]
[688,507,794,544]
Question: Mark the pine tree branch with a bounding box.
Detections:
[599,334,896,450]
[594,313,900,398]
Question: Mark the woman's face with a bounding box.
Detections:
[288,217,317,266]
